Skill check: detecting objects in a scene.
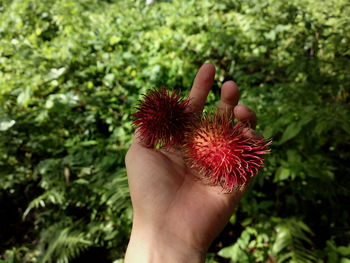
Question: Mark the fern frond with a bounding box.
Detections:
[272,218,317,263]
[23,188,65,219]
[37,223,91,263]
[99,168,130,210]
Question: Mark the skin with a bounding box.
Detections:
[125,64,262,263]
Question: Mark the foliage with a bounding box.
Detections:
[0,0,349,262]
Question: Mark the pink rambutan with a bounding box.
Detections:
[183,113,270,192]
[132,87,196,148]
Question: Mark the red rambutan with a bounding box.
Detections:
[132,87,196,147]
[183,113,270,192]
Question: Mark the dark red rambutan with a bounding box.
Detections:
[183,113,270,192]
[132,87,196,148]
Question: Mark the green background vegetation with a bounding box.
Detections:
[0,0,349,262]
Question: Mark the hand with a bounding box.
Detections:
[124,64,261,263]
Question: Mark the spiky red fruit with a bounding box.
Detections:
[132,88,196,147]
[184,113,270,192]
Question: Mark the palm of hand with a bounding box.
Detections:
[126,144,243,251]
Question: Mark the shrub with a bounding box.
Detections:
[0,0,349,262]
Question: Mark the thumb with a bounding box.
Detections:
[130,128,153,149]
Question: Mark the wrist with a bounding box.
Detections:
[124,222,205,263]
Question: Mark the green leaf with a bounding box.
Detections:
[338,245,350,256]
[0,119,15,131]
[218,244,249,262]
[17,87,32,105]
[275,167,292,181]
[279,122,302,144]
[79,140,98,146]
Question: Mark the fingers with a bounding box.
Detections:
[188,63,216,113]
[217,81,260,139]
[241,127,264,140]
[218,81,239,115]
[234,105,257,129]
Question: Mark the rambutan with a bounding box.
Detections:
[132,87,196,148]
[183,113,270,192]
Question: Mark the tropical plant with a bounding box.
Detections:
[0,0,349,262]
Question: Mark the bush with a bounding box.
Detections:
[0,0,349,262]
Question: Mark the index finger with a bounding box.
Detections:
[188,63,216,113]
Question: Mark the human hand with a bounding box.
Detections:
[124,64,261,263]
